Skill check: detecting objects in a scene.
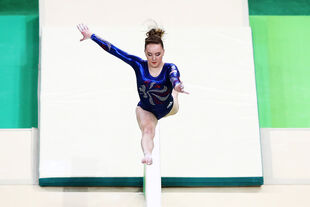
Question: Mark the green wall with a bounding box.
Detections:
[0,1,38,128]
[249,1,310,128]
[248,0,310,15]
[0,0,38,14]
[250,16,310,127]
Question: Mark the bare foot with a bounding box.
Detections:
[142,153,153,165]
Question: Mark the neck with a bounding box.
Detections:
[148,62,164,70]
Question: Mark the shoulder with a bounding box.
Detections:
[166,62,178,71]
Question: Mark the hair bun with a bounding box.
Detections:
[146,28,165,39]
[145,26,165,49]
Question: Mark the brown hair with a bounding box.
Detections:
[145,28,165,49]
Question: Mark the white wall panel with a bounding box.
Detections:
[0,129,38,184]
[261,128,310,184]
[40,0,249,27]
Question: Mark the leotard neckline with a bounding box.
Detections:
[145,62,166,79]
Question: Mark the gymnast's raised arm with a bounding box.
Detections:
[77,23,143,67]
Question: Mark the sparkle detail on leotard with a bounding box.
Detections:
[139,81,170,105]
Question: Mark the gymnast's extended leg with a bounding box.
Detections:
[136,106,158,165]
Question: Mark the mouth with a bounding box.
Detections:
[152,62,157,64]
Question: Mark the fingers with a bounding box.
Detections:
[77,24,83,32]
[77,24,81,32]
[81,24,87,31]
[177,88,190,94]
[180,87,190,94]
[175,82,190,94]
[77,23,91,41]
[77,23,89,32]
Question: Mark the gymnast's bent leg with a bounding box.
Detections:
[136,106,158,165]
[164,89,179,118]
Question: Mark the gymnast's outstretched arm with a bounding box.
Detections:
[77,23,143,67]
[169,64,189,94]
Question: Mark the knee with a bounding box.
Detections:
[175,105,179,114]
[142,125,155,137]
[171,104,179,115]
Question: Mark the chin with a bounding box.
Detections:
[148,61,161,68]
[152,63,160,67]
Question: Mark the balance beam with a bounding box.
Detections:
[143,123,161,207]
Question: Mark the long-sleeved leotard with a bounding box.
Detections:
[91,34,181,120]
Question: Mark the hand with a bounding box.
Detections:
[77,23,92,41]
[175,82,189,94]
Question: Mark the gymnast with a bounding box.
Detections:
[77,23,189,165]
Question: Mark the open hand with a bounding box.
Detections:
[175,82,189,94]
[77,23,92,41]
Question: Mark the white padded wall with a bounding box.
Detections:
[40,26,144,178]
[39,0,262,184]
[160,27,262,178]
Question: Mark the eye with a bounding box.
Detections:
[156,53,161,56]
[147,53,152,56]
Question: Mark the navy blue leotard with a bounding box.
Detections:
[91,34,181,120]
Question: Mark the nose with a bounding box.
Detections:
[152,55,156,61]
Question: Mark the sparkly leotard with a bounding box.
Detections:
[91,34,181,120]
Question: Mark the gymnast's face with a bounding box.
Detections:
[145,43,165,68]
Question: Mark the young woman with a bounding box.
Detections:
[77,23,189,165]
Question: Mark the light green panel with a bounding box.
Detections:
[0,15,38,128]
[250,16,310,128]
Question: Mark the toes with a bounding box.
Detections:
[142,154,153,165]
[146,157,153,165]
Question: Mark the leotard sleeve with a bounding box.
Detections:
[91,34,143,67]
[169,64,181,88]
